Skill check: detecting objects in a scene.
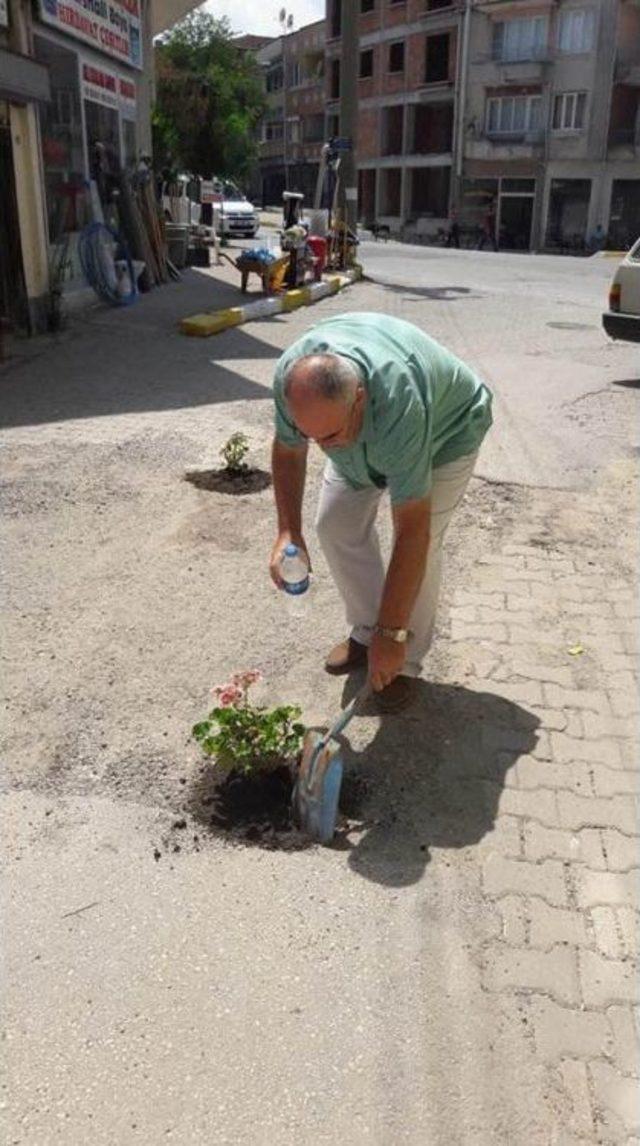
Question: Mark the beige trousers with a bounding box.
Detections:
[315,451,479,677]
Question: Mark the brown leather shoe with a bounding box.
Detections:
[374,676,415,714]
[324,637,368,676]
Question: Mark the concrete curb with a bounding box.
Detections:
[180,267,362,338]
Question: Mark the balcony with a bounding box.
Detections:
[473,43,551,84]
[607,126,640,155]
[615,61,640,87]
[466,128,545,161]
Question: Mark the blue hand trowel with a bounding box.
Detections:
[292,686,369,845]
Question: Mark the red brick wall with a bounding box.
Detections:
[357,108,380,160]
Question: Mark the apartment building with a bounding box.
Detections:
[462,0,640,251]
[325,0,465,239]
[255,20,325,206]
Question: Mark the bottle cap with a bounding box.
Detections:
[283,543,298,557]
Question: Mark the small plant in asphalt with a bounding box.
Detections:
[220,432,250,477]
[193,670,304,776]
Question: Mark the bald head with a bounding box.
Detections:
[283,353,366,449]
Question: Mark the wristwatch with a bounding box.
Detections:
[375,625,410,643]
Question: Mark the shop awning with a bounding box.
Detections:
[0,48,50,104]
[150,0,203,37]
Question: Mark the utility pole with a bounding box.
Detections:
[279,8,294,192]
[339,0,358,233]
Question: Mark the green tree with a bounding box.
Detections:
[154,11,266,182]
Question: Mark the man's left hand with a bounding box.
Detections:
[368,632,406,692]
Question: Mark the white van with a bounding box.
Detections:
[602,238,640,343]
[214,180,260,239]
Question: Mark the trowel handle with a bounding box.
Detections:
[321,684,371,749]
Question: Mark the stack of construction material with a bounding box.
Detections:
[116,169,172,290]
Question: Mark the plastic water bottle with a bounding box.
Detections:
[279,543,310,615]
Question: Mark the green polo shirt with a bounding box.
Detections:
[273,312,493,505]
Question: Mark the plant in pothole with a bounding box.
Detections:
[193,671,304,776]
[220,432,250,477]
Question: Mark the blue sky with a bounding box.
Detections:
[205,0,324,37]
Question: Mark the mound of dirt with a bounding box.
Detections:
[184,468,271,496]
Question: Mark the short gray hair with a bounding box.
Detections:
[283,353,364,403]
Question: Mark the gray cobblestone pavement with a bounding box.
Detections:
[449,468,639,1142]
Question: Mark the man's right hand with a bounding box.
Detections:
[269,531,311,589]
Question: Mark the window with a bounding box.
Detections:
[266,65,283,93]
[360,0,375,10]
[486,95,542,135]
[389,41,405,72]
[304,113,325,142]
[289,61,300,87]
[359,48,374,78]
[330,58,340,98]
[427,0,452,8]
[553,91,587,130]
[425,33,450,83]
[558,9,595,53]
[264,119,284,142]
[327,112,340,138]
[492,17,547,62]
[330,0,341,37]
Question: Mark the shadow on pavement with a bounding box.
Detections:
[337,674,539,888]
[0,321,280,429]
[376,283,474,302]
[612,378,640,389]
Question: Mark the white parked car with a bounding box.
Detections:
[602,238,640,343]
[214,180,260,239]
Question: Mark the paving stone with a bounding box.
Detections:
[477,605,535,628]
[499,786,559,826]
[558,1059,596,1139]
[591,906,624,960]
[524,823,604,867]
[534,708,569,732]
[610,690,640,720]
[544,684,611,714]
[580,950,637,1008]
[478,554,527,571]
[592,767,640,798]
[551,734,623,767]
[530,729,553,761]
[506,593,533,612]
[601,830,640,872]
[576,869,639,911]
[557,792,637,835]
[451,621,509,643]
[529,900,589,950]
[590,1061,640,1137]
[582,710,636,740]
[617,908,639,961]
[482,679,545,707]
[606,1006,639,1076]
[449,604,478,625]
[475,814,522,858]
[496,896,527,946]
[557,598,614,617]
[508,658,575,688]
[530,996,611,1061]
[483,944,579,1004]
[483,854,568,906]
[515,758,592,795]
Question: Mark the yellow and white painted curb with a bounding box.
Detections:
[180,267,362,338]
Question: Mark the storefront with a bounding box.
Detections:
[32,0,142,242]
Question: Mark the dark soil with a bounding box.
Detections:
[187,764,372,851]
[184,467,272,496]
